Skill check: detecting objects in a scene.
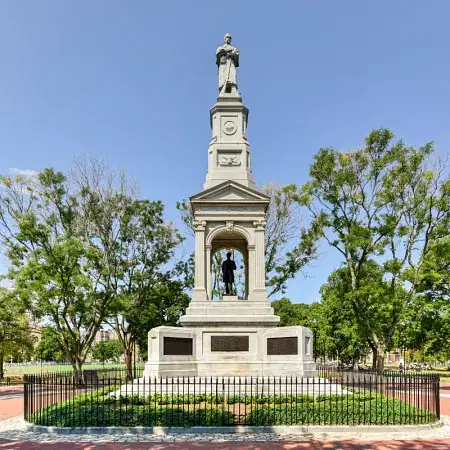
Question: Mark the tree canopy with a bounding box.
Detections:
[296,128,450,371]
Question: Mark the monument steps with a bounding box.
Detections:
[112,376,346,397]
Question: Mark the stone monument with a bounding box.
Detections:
[143,34,316,379]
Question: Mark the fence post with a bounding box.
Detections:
[435,377,440,420]
[23,375,28,420]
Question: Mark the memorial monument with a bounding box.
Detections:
[143,34,316,378]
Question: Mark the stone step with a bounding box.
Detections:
[179,315,280,325]
[183,306,276,316]
[112,377,346,397]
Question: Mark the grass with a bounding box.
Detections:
[4,363,138,376]
[27,388,437,427]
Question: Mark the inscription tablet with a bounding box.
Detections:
[163,337,193,355]
[267,337,298,355]
[211,335,249,352]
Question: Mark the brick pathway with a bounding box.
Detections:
[0,400,23,422]
[0,387,23,398]
[0,387,24,422]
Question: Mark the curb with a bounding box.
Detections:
[25,420,444,435]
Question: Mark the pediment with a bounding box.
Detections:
[190,181,270,204]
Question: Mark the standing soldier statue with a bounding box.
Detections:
[221,252,237,296]
[216,33,239,95]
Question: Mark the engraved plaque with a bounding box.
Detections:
[267,337,298,355]
[163,337,193,355]
[211,335,249,352]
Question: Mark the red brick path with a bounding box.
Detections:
[0,386,24,421]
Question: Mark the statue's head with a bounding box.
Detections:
[224,33,232,45]
[226,252,232,259]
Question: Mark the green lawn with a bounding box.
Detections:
[5,363,130,376]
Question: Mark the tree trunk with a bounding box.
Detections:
[372,348,378,370]
[124,348,133,380]
[0,351,4,379]
[376,343,386,375]
[73,359,84,385]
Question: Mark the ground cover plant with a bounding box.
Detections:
[27,387,436,427]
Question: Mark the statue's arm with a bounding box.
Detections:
[216,46,223,66]
[233,48,239,67]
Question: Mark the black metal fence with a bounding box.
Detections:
[24,366,440,427]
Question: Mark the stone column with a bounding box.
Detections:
[206,244,212,300]
[244,252,249,300]
[192,220,207,301]
[247,244,255,297]
[251,220,267,301]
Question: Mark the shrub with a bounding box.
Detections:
[246,398,436,426]
[28,405,235,427]
[26,389,436,427]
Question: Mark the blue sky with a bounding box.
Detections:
[1,1,450,304]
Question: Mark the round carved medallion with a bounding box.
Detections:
[223,120,237,135]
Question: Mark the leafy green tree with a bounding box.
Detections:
[272,293,368,367]
[393,293,450,363]
[272,298,311,327]
[106,339,124,362]
[34,326,66,362]
[73,158,189,379]
[91,339,123,363]
[409,236,450,361]
[91,341,109,363]
[0,169,116,382]
[297,128,450,372]
[319,267,375,367]
[0,288,34,378]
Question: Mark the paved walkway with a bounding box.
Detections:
[1,384,450,449]
[2,439,450,449]
[0,387,24,422]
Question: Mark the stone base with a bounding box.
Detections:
[179,300,280,327]
[143,325,316,379]
[144,359,316,378]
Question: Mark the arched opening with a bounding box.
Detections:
[209,229,249,300]
[210,248,246,299]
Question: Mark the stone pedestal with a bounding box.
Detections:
[143,324,316,379]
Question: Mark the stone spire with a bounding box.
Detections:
[203,35,256,191]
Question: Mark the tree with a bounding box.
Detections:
[91,339,123,363]
[106,339,124,362]
[0,288,34,378]
[272,294,368,366]
[72,158,189,379]
[34,326,66,363]
[319,266,375,367]
[271,298,311,327]
[297,128,450,372]
[177,181,319,297]
[0,169,115,382]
